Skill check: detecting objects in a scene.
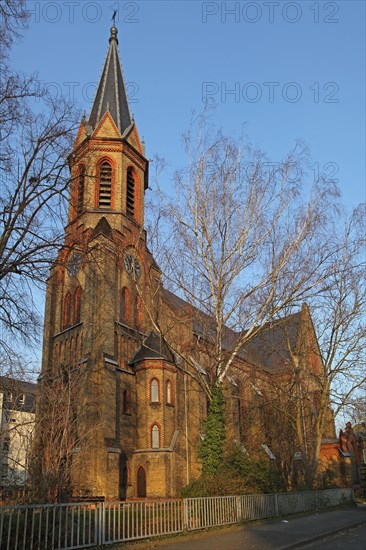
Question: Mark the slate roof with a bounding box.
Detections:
[161,288,191,311]
[162,287,304,372]
[243,312,301,372]
[129,331,175,365]
[88,26,132,135]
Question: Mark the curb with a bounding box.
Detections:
[279,518,366,549]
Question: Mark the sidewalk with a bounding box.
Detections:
[118,506,366,550]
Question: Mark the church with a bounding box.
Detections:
[35,26,345,501]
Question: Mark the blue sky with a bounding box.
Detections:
[10,0,365,209]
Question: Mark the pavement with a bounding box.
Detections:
[297,523,366,550]
[119,505,366,550]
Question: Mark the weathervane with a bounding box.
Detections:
[112,10,117,26]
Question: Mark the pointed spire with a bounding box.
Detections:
[88,26,132,135]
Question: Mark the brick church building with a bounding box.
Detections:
[35,26,341,501]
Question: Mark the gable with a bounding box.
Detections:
[92,111,122,139]
[125,124,143,154]
[73,119,88,149]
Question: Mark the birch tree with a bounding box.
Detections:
[149,117,340,388]
[238,207,365,488]
[143,116,360,476]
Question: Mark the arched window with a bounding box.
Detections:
[120,335,125,362]
[99,161,112,208]
[63,292,72,328]
[79,334,83,357]
[60,341,64,363]
[120,287,131,324]
[73,286,82,324]
[77,165,85,214]
[64,338,69,363]
[126,167,135,217]
[133,295,138,326]
[151,424,160,449]
[137,296,144,329]
[166,380,173,405]
[120,287,126,321]
[75,334,80,359]
[150,379,159,403]
[114,331,118,359]
[123,389,131,415]
[70,337,75,361]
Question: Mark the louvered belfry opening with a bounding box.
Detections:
[126,167,135,216]
[99,161,112,208]
[77,165,85,214]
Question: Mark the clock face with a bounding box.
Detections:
[67,252,82,276]
[124,254,141,279]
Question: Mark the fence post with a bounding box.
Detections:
[236,496,242,522]
[274,493,279,517]
[98,502,105,546]
[183,499,189,531]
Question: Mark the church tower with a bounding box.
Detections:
[36,26,188,500]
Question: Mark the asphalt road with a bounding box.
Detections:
[120,507,366,550]
[299,523,366,550]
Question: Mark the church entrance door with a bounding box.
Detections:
[137,466,146,497]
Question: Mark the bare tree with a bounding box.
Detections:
[346,397,366,426]
[313,207,366,416]
[0,0,29,54]
[147,116,340,387]
[141,115,364,478]
[302,207,365,484]
[0,1,80,371]
[31,364,96,503]
[235,207,365,488]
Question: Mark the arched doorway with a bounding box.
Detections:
[137,466,146,498]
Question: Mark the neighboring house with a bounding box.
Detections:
[34,25,343,501]
[0,377,37,486]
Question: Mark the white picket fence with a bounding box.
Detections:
[0,488,354,550]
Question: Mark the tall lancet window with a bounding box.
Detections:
[126,167,135,217]
[151,424,160,449]
[99,161,112,208]
[63,292,72,329]
[73,286,82,324]
[77,165,85,214]
[150,379,159,403]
